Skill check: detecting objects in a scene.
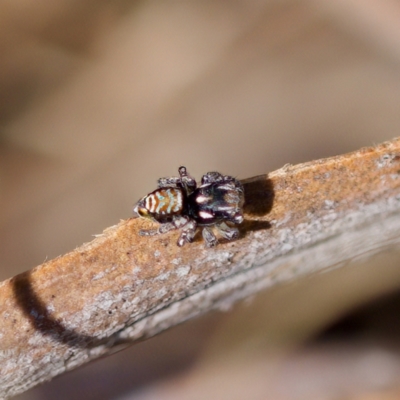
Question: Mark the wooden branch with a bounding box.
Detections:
[2,138,400,398]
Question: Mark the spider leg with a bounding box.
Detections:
[177,219,197,247]
[139,223,178,236]
[139,228,159,236]
[178,166,197,194]
[216,221,240,241]
[139,215,190,236]
[157,177,181,188]
[202,227,218,247]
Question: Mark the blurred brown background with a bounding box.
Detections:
[2,1,400,399]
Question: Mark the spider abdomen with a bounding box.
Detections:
[135,187,185,220]
[146,188,184,215]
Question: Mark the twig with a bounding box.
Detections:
[2,138,400,398]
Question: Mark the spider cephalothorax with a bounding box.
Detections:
[133,166,244,247]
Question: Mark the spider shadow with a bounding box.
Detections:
[240,174,274,235]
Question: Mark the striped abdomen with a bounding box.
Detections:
[143,187,184,216]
